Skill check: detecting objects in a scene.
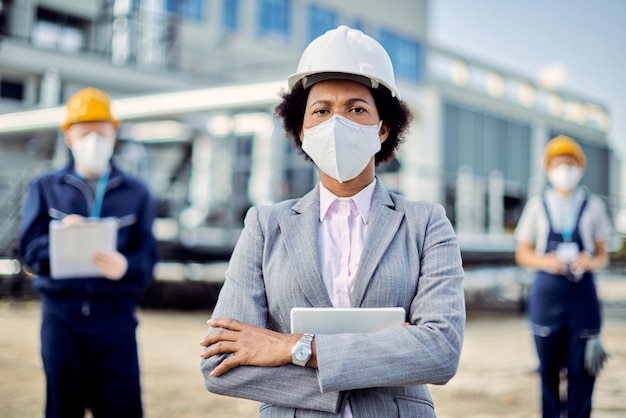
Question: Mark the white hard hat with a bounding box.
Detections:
[287,25,400,98]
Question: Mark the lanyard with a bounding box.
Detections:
[557,195,578,242]
[90,169,110,218]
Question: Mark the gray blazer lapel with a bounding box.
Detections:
[352,182,404,306]
[279,186,333,307]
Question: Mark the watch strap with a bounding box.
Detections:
[291,333,315,366]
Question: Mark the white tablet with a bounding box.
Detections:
[49,218,118,279]
[290,307,406,334]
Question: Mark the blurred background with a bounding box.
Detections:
[0,0,624,308]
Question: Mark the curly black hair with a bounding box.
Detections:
[274,83,413,165]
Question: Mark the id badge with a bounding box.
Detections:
[556,242,579,262]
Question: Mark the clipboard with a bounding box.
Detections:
[290,307,406,334]
[49,218,118,279]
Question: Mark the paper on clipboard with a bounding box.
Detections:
[49,218,118,279]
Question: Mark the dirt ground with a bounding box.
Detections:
[1,278,625,418]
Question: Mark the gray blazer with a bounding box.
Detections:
[200,181,465,417]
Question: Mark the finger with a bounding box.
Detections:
[199,333,223,347]
[62,214,85,225]
[199,329,240,348]
[207,317,246,331]
[200,340,238,359]
[199,336,212,347]
[94,251,122,263]
[93,256,111,268]
[93,257,116,273]
[210,355,241,377]
[93,253,117,268]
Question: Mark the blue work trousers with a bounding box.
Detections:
[534,327,595,418]
[40,295,142,418]
[529,272,599,418]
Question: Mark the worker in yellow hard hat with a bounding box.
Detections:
[542,133,586,170]
[199,26,465,417]
[19,87,158,417]
[515,134,613,417]
[62,86,120,130]
[62,87,120,177]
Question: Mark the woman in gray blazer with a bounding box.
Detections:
[199,25,466,417]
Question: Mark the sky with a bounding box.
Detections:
[428,0,626,166]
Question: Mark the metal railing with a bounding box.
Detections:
[0,163,51,256]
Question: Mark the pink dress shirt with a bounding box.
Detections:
[318,179,377,417]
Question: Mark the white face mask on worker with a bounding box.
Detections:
[71,132,114,175]
[302,115,382,183]
[547,164,583,192]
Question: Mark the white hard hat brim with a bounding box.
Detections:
[288,70,399,98]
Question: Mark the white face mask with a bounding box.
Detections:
[71,132,114,176]
[547,164,583,192]
[301,115,382,183]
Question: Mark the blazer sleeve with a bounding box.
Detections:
[315,202,466,392]
[200,206,343,414]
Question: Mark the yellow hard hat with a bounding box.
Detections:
[542,135,586,169]
[62,87,120,131]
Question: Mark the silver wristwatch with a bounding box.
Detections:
[291,333,315,367]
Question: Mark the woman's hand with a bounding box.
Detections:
[199,318,301,377]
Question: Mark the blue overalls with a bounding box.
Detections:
[528,195,601,418]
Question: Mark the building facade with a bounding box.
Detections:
[0,0,620,266]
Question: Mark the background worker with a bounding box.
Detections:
[199,26,465,417]
[515,135,612,418]
[19,87,158,418]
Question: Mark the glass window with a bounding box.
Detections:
[482,116,500,176]
[458,107,475,168]
[443,102,460,173]
[285,168,315,199]
[0,0,11,36]
[443,100,531,184]
[0,79,24,101]
[583,145,610,197]
[166,0,204,21]
[472,113,485,176]
[32,7,86,53]
[257,0,290,37]
[307,5,336,42]
[222,0,238,30]
[378,29,422,83]
[496,119,509,175]
[506,123,530,183]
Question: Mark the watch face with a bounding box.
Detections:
[294,346,311,361]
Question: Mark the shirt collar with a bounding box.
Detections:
[319,179,377,223]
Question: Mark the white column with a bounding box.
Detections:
[456,165,474,234]
[248,115,280,206]
[529,123,549,197]
[488,170,504,235]
[39,67,61,108]
[474,176,486,234]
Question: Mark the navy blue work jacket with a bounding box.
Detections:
[19,159,158,301]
